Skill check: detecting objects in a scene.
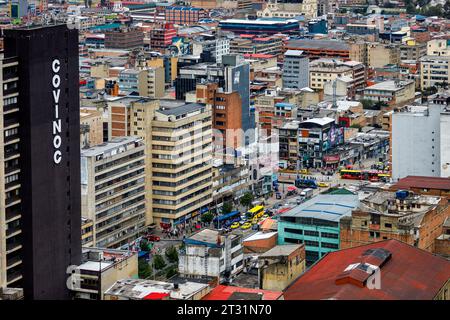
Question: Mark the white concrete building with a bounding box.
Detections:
[81,137,146,248]
[420,55,450,90]
[440,107,450,177]
[179,229,244,281]
[391,105,442,181]
[282,50,309,90]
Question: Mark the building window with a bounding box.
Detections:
[284,228,303,235]
[321,242,338,249]
[384,223,392,228]
[369,231,380,239]
[321,232,338,239]
[284,237,302,244]
[304,240,319,247]
[304,230,319,237]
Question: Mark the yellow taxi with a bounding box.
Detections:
[230,222,240,229]
[317,182,329,188]
[241,222,252,230]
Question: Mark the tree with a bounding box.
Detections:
[138,258,152,279]
[140,239,151,252]
[361,99,375,110]
[222,202,233,214]
[436,80,449,89]
[165,245,179,264]
[422,86,437,97]
[445,1,450,18]
[165,266,178,279]
[153,254,166,270]
[240,192,254,208]
[201,212,214,223]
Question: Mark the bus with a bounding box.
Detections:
[340,169,390,182]
[295,178,318,189]
[246,205,265,220]
[213,210,241,228]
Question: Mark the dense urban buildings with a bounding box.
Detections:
[2,0,450,304]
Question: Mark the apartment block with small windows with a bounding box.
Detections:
[420,55,450,90]
[108,97,160,226]
[80,108,103,149]
[309,59,354,90]
[81,137,146,249]
[340,190,450,254]
[104,27,144,50]
[151,103,213,227]
[0,55,22,290]
[283,50,310,90]
[230,36,283,56]
[426,39,450,57]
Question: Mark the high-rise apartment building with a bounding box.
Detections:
[81,137,146,248]
[176,55,252,133]
[107,97,159,226]
[1,25,81,300]
[151,103,213,227]
[107,98,214,227]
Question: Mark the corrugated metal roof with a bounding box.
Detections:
[284,239,450,300]
[394,176,450,191]
[281,194,359,222]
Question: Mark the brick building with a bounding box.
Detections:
[340,190,450,254]
[104,27,144,49]
[149,23,177,53]
[164,6,206,25]
[194,83,243,152]
[389,176,450,200]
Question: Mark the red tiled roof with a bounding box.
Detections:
[393,176,450,191]
[202,285,282,300]
[283,239,450,300]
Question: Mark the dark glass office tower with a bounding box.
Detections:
[3,24,81,300]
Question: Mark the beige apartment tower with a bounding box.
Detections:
[107,97,214,227]
[150,103,213,226]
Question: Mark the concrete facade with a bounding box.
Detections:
[391,105,441,181]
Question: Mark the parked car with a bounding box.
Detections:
[146,235,160,242]
[241,222,252,229]
[231,222,240,229]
